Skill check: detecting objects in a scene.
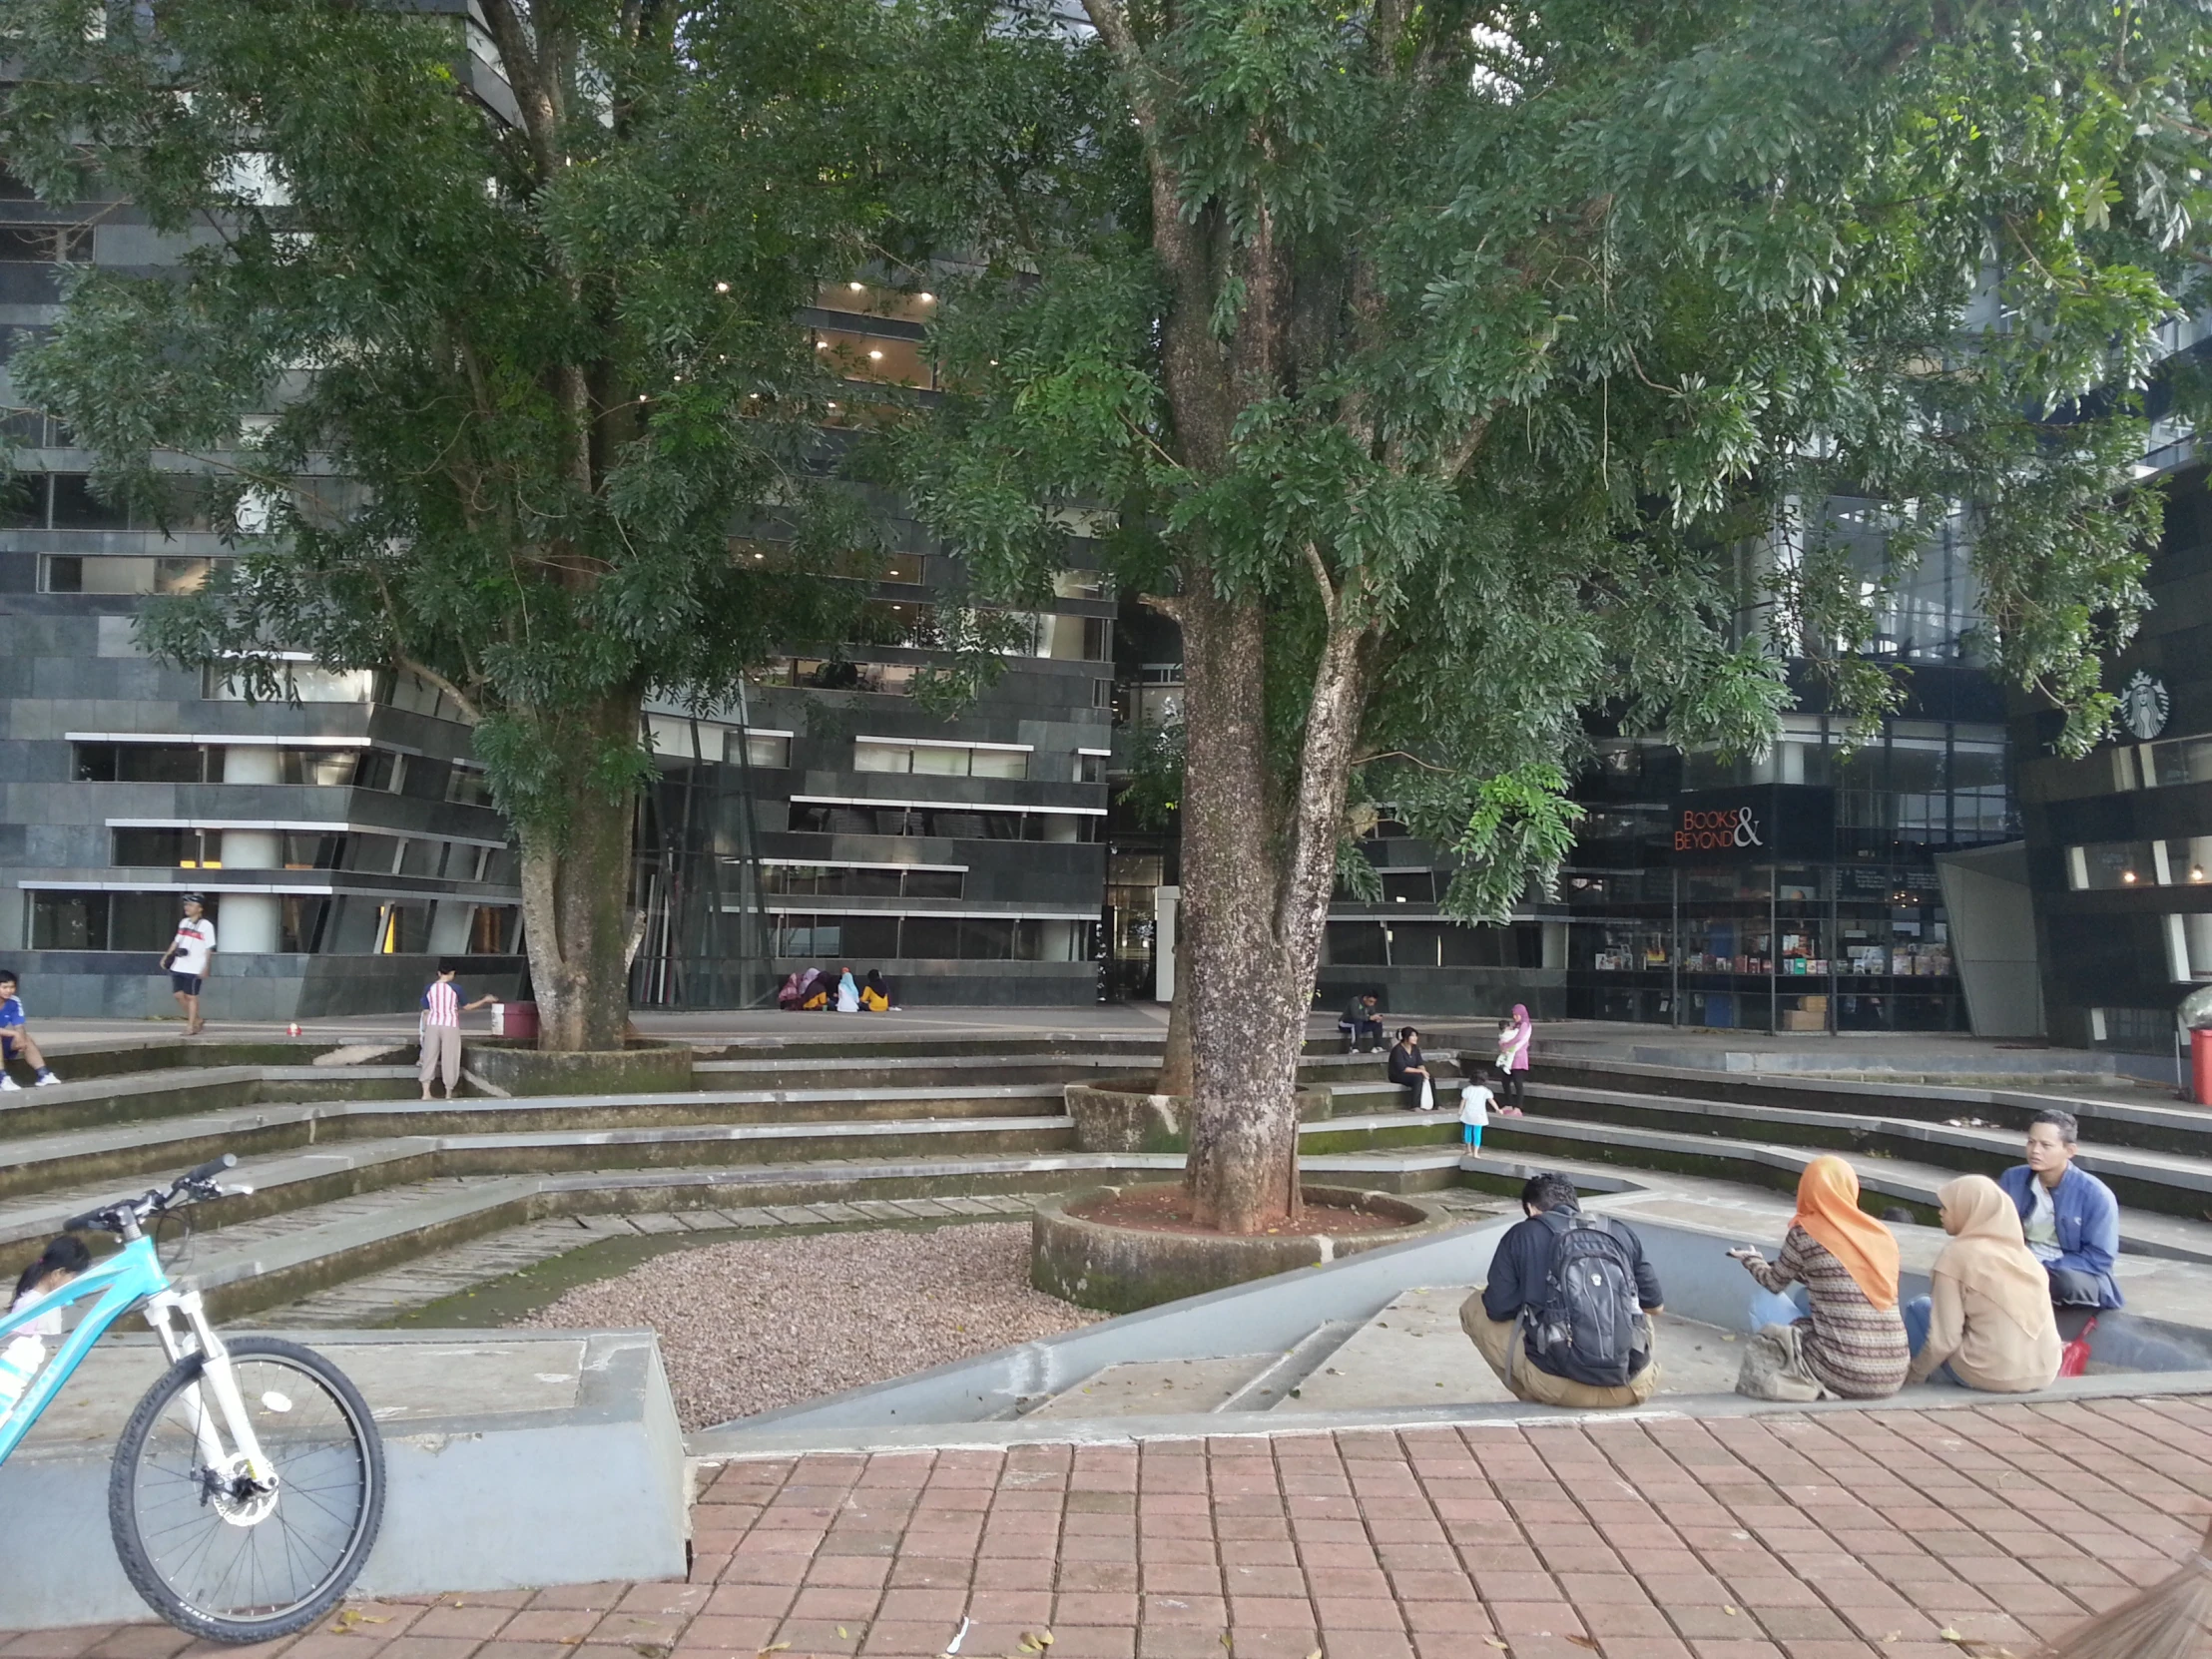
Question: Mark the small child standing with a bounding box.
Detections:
[1458,1066,1495,1150]
[0,1235,91,1415]
[0,969,60,1090]
[419,960,496,1102]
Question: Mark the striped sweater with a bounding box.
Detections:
[1746,1225,1908,1399]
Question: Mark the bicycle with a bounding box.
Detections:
[0,1156,385,1643]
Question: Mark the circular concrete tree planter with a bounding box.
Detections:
[1063,1081,1336,1154]
[1032,1182,1454,1313]
[461,1038,694,1097]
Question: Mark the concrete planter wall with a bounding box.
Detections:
[1032,1182,1454,1313]
[463,1039,694,1097]
[1063,1081,1335,1154]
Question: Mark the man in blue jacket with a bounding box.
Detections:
[1997,1109,2122,1311]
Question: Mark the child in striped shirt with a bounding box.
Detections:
[420,960,495,1101]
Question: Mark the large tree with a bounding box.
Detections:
[902,0,2211,1229]
[0,0,923,1049]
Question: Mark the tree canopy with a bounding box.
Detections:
[895,0,2212,1227]
[0,0,951,1047]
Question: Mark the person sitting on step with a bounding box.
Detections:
[1340,993,1383,1053]
[1386,1026,1434,1110]
[1998,1109,2122,1330]
[1460,1172,1665,1408]
[1728,1156,1908,1400]
[1904,1174,2061,1392]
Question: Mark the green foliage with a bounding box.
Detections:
[1117,718,1186,831]
[0,0,944,845]
[896,0,2211,914]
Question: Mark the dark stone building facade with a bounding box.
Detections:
[2011,464,2212,1052]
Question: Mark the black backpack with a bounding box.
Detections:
[1523,1210,1646,1386]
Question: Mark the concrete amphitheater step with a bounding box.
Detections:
[0,1111,1088,1254]
[1488,1098,2212,1262]
[0,1061,419,1136]
[1537,1052,2212,1151]
[0,1081,1093,1201]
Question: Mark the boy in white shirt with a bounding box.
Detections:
[1458,1065,1496,1150]
[159,894,217,1037]
[0,969,61,1089]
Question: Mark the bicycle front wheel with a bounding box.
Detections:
[110,1336,385,1643]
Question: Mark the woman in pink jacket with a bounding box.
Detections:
[1493,1003,1532,1114]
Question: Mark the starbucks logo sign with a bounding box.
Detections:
[2122,671,2170,741]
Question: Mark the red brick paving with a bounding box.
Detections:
[8,1398,2212,1659]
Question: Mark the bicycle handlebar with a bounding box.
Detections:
[64,1154,242,1236]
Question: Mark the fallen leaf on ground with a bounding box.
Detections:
[1724,1607,1740,1616]
[1566,1636,1600,1650]
[1486,1639,1510,1650]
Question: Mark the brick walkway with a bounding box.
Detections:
[7,1398,2211,1659]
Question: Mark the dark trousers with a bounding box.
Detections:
[2046,1267,2107,1307]
[1500,1069,1525,1109]
[1341,1018,1382,1050]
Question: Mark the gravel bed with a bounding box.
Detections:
[524,1222,1103,1428]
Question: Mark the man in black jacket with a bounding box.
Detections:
[1460,1173,1666,1407]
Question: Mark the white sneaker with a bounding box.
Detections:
[33,1072,59,1087]
[0,1075,19,1091]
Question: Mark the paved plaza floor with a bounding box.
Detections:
[6,1396,2209,1659]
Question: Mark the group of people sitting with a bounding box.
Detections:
[1464,1107,2120,1407]
[777,966,892,1012]
[1372,1016,1529,1146]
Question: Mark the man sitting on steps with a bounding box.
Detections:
[1460,1172,1665,1408]
[1998,1108,2123,1318]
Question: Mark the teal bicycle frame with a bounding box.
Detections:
[0,1231,228,1464]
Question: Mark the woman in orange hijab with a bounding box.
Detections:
[1729,1156,1908,1399]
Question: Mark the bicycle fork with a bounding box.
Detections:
[145,1289,279,1525]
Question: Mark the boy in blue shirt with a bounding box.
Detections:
[0,969,61,1090]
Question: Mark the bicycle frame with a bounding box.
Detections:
[0,1233,266,1477]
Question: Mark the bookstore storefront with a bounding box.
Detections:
[1564,783,1964,1033]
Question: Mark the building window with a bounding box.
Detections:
[40,555,214,595]
[759,861,965,899]
[735,732,791,769]
[203,662,376,704]
[770,914,1095,961]
[385,669,478,725]
[28,890,206,951]
[2066,837,2212,890]
[853,738,1028,780]
[74,743,214,784]
[446,764,495,807]
[787,801,1098,841]
[1075,751,1108,784]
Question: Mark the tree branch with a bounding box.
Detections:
[1303,540,1338,627]
[396,656,485,725]
[478,0,561,183]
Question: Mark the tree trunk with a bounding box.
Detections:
[1179,599,1375,1233]
[1177,588,1308,1232]
[1157,930,1193,1096]
[515,689,641,1053]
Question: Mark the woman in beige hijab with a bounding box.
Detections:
[1904,1174,2062,1391]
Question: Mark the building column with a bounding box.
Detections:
[219,746,281,953]
[430,901,475,956]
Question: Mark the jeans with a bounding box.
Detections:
[1902,1294,1959,1385]
[1748,1285,1810,1333]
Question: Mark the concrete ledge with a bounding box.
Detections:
[1030,1183,1454,1313]
[465,1040,694,1096]
[697,1367,2212,1458]
[0,1330,686,1630]
[1063,1083,1333,1153]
